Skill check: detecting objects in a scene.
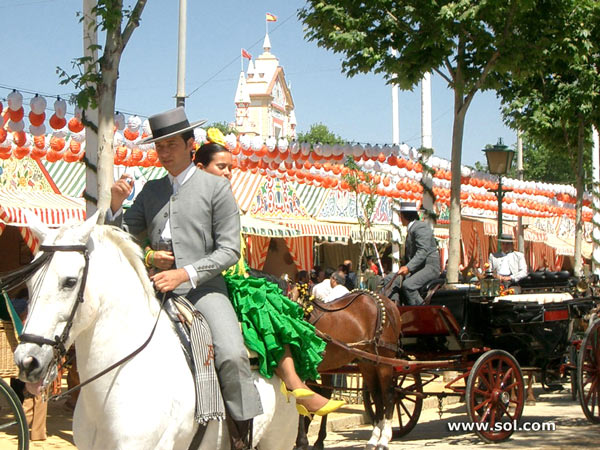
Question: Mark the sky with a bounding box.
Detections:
[1,0,517,167]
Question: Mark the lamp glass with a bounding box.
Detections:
[484,148,515,175]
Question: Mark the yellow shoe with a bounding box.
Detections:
[289,388,314,399]
[313,399,346,416]
[296,403,312,417]
[280,381,314,401]
[296,399,346,417]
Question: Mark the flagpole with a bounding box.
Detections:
[240,49,243,72]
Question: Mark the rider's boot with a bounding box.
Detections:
[226,415,253,450]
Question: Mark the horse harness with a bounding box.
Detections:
[18,243,167,401]
[308,289,398,356]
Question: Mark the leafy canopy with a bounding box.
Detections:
[296,123,346,145]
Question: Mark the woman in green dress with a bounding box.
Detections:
[145,128,343,417]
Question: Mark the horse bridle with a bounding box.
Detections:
[20,244,89,362]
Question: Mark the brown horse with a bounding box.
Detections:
[295,289,402,450]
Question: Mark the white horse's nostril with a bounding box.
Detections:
[22,356,34,368]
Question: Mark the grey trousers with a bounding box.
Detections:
[193,291,263,420]
[401,265,440,305]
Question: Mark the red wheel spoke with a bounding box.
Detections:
[500,366,514,387]
[489,405,497,427]
[473,387,489,396]
[473,398,491,413]
[503,381,519,392]
[486,361,496,389]
[399,400,413,418]
[498,399,516,421]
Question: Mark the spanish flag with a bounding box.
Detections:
[266,12,277,22]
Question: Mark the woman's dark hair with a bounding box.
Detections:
[296,270,309,284]
[193,142,229,166]
[400,211,420,222]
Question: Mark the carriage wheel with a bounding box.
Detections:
[570,344,579,401]
[577,319,600,423]
[466,350,525,443]
[362,373,423,438]
[0,378,29,450]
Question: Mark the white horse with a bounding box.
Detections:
[14,214,297,449]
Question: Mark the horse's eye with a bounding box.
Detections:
[62,277,78,289]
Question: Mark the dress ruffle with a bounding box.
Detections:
[224,273,325,381]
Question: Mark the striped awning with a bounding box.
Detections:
[42,160,86,197]
[231,169,265,213]
[0,189,85,227]
[276,220,352,240]
[292,182,328,217]
[349,225,392,244]
[240,215,299,237]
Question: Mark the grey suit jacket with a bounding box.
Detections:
[109,168,240,300]
[404,220,440,274]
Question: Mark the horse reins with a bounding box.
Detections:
[18,243,167,401]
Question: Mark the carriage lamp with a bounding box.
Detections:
[480,269,501,298]
[483,138,515,253]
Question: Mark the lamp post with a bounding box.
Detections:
[484,138,515,253]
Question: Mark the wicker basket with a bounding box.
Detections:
[0,320,19,377]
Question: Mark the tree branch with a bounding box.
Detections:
[122,0,148,48]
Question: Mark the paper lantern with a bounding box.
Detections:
[53,98,67,118]
[29,111,46,127]
[113,112,125,131]
[13,131,26,147]
[50,136,66,152]
[49,114,67,130]
[68,117,84,133]
[7,90,23,111]
[14,146,30,159]
[0,128,6,144]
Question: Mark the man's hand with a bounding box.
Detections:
[398,266,409,276]
[110,174,134,213]
[152,250,175,270]
[151,268,189,293]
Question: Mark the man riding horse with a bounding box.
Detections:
[108,107,261,449]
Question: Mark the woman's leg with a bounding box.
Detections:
[274,346,331,412]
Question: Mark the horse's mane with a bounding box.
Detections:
[92,225,158,308]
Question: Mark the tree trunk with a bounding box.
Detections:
[573,115,585,276]
[95,26,122,224]
[446,94,467,283]
[83,0,99,218]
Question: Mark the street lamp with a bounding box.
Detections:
[483,138,515,253]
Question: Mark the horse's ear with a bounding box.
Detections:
[24,210,49,243]
[74,212,100,244]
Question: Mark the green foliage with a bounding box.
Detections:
[296,123,346,145]
[520,139,592,185]
[497,0,599,186]
[206,121,238,136]
[58,1,148,112]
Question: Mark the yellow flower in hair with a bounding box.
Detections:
[207,128,226,147]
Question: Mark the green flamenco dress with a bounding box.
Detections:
[224,257,326,381]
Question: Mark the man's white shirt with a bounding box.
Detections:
[323,284,350,303]
[312,279,332,300]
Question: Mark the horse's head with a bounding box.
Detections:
[14,212,98,383]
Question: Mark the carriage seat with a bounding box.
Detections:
[517,270,571,288]
[493,292,573,304]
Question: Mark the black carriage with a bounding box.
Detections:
[385,272,599,442]
[319,271,599,443]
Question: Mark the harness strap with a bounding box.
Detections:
[20,334,57,347]
[50,294,167,402]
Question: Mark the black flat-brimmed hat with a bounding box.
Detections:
[399,201,418,212]
[498,233,514,242]
[138,107,206,144]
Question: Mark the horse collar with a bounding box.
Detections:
[20,243,90,359]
